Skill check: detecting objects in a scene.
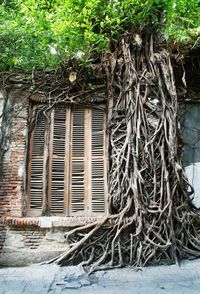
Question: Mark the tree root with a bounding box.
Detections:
[46,33,200,272]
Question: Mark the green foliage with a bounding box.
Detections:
[166,0,200,44]
[0,0,199,70]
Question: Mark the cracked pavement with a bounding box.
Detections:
[1,258,200,293]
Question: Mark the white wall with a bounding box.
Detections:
[180,104,200,208]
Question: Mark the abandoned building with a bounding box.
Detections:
[0,46,200,267]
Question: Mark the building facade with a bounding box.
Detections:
[0,85,109,266]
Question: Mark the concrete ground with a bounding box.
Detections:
[1,259,200,294]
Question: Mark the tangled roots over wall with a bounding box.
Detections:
[47,34,200,272]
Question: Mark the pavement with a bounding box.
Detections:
[1,259,200,294]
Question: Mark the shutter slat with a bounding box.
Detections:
[51,159,65,212]
[72,107,84,157]
[71,159,85,212]
[91,108,105,213]
[32,108,46,156]
[50,106,66,213]
[29,107,46,210]
[53,106,66,157]
[92,109,104,156]
[92,159,105,213]
[71,106,85,213]
[30,158,43,209]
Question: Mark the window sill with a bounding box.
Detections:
[3,216,104,228]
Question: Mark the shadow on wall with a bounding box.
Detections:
[179,103,200,208]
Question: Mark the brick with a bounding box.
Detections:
[0,102,27,254]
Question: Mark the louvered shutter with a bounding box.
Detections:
[29,108,46,210]
[50,106,66,213]
[28,104,107,216]
[91,109,106,213]
[71,106,85,213]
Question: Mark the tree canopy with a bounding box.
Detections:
[0,0,199,70]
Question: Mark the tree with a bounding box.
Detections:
[1,0,200,272]
[0,0,199,70]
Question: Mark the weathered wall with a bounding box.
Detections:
[0,91,27,257]
[0,93,102,265]
[0,216,99,266]
[180,103,200,208]
[0,226,67,266]
[0,92,27,218]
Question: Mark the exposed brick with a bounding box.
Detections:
[0,100,27,254]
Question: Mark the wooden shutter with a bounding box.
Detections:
[29,108,46,211]
[71,106,85,213]
[49,106,66,213]
[91,109,106,213]
[28,104,107,216]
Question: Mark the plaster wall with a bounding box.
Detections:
[180,103,200,208]
[0,226,67,266]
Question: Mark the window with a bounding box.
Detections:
[27,104,108,216]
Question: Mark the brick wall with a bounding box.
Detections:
[0,106,27,218]
[0,92,28,255]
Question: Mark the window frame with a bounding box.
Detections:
[26,103,108,217]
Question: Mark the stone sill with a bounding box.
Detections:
[2,216,104,228]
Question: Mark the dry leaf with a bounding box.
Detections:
[69,72,77,83]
